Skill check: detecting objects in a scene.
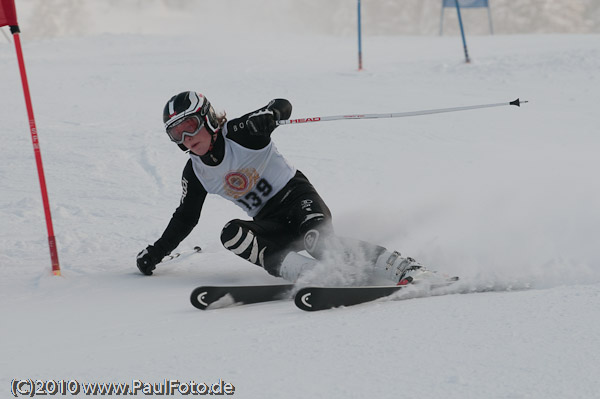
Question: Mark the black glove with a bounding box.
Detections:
[247,108,278,136]
[136,245,163,276]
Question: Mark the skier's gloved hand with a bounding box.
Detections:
[247,108,277,136]
[268,99,291,120]
[136,245,163,276]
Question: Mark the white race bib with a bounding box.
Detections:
[190,130,296,217]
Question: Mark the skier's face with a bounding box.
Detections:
[183,126,212,155]
[183,124,213,155]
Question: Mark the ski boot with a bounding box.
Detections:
[373,250,454,286]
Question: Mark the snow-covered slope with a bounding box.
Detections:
[1,20,599,399]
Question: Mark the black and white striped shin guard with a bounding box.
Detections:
[221,224,266,268]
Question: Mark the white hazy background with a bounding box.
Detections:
[9,0,600,39]
[2,1,600,399]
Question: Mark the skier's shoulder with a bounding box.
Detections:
[182,158,207,196]
[182,158,196,179]
[223,119,270,150]
[223,98,292,149]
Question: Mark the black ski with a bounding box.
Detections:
[190,284,294,310]
[295,278,459,311]
[294,285,402,311]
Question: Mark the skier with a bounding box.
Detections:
[136,91,436,285]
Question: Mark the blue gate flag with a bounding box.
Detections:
[442,0,489,7]
[440,0,493,35]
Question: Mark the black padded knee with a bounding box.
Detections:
[220,219,245,248]
[220,220,262,264]
[220,219,286,276]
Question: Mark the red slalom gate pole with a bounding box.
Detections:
[12,28,61,276]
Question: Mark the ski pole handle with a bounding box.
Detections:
[276,98,528,125]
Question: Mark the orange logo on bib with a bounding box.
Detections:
[224,169,260,199]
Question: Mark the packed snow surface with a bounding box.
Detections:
[1,10,600,399]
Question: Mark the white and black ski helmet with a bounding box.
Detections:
[162,91,220,151]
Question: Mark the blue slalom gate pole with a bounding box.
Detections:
[357,0,363,70]
[454,0,471,63]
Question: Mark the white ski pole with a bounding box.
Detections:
[160,246,202,264]
[276,98,527,125]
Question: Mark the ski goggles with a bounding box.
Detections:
[166,114,204,144]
